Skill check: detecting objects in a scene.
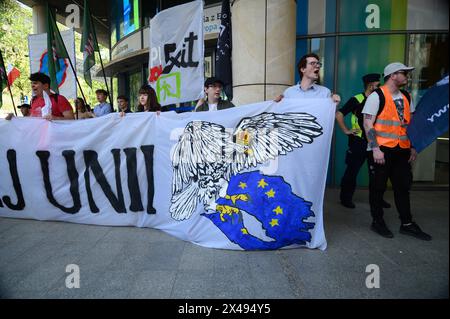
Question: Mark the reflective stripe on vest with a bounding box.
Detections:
[350,114,362,138]
[373,86,411,148]
[354,93,364,103]
[350,94,365,138]
[373,119,406,127]
[376,131,409,140]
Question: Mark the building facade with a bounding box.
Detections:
[295,0,448,186]
[105,0,228,112]
[25,0,449,186]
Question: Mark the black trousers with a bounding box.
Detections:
[340,137,368,203]
[367,145,413,224]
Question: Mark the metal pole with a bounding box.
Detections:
[97,51,113,110]
[90,14,113,111]
[0,49,17,116]
[50,9,85,117]
[6,81,18,116]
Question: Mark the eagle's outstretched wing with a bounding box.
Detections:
[170,182,201,221]
[227,112,323,176]
[170,121,233,220]
[170,113,323,221]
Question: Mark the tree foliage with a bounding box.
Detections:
[65,23,111,109]
[0,0,111,114]
[0,0,33,112]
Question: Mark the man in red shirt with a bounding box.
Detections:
[29,72,74,120]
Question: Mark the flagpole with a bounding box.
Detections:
[0,49,17,116]
[49,9,87,113]
[96,50,112,110]
[215,0,233,100]
[6,80,18,116]
[90,14,113,110]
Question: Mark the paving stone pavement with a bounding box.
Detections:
[0,188,448,299]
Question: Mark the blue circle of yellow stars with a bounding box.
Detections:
[201,171,315,250]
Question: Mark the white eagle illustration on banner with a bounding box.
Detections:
[170,112,323,221]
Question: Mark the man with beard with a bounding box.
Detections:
[363,62,431,241]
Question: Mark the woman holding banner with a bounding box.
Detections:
[75,98,94,119]
[136,85,162,113]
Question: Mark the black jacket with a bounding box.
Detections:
[195,99,235,112]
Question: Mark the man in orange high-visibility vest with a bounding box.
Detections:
[362,62,432,241]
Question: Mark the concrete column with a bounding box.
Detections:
[32,4,46,35]
[231,0,296,105]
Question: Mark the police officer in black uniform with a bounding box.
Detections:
[336,73,391,209]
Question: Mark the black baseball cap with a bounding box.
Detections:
[29,72,51,85]
[362,73,381,84]
[204,77,224,87]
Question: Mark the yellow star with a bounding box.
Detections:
[269,219,279,227]
[258,179,268,188]
[273,206,283,215]
[238,182,247,189]
[241,228,248,235]
[265,188,275,198]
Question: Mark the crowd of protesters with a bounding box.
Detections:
[2,53,432,241]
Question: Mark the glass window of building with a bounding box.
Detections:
[162,0,186,10]
[408,33,449,101]
[112,77,119,106]
[110,0,140,48]
[142,1,221,29]
[408,33,449,184]
[297,0,336,35]
[142,1,160,26]
[339,0,408,33]
[204,53,213,78]
[407,0,449,30]
[143,63,149,85]
[129,70,142,112]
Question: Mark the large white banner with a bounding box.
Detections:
[0,98,335,250]
[28,29,77,99]
[148,0,204,106]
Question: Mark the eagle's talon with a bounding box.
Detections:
[216,204,241,222]
[225,194,249,205]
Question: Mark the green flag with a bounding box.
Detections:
[0,49,8,109]
[80,0,99,87]
[46,4,68,93]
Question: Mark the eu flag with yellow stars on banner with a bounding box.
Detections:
[202,171,315,250]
